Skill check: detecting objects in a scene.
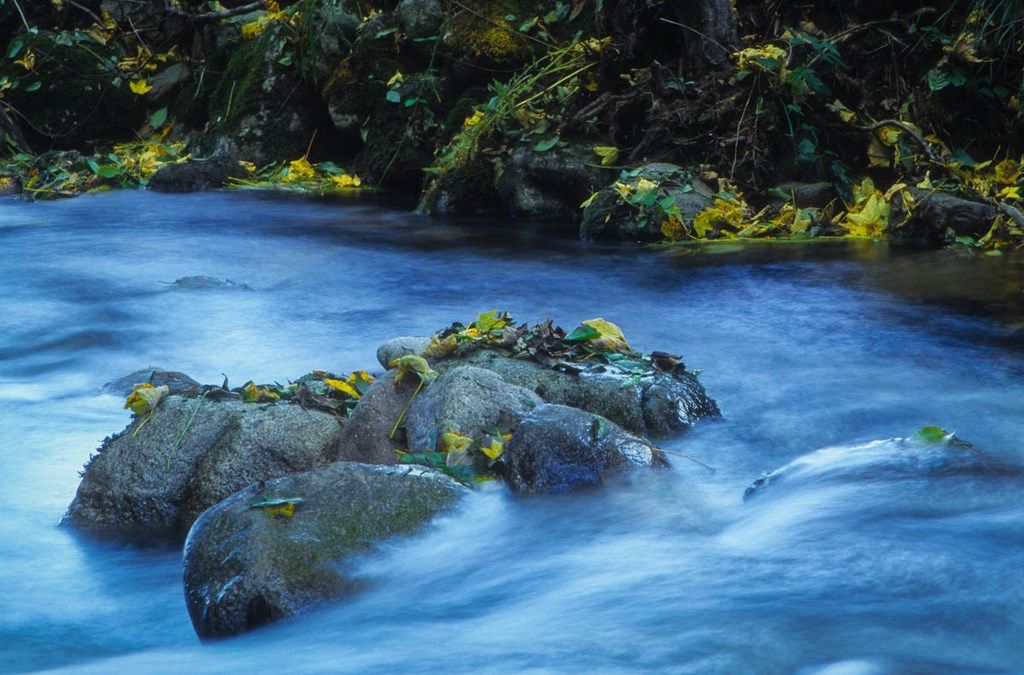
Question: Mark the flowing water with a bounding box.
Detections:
[1,191,1022,674]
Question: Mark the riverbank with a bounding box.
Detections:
[3,1,1024,252]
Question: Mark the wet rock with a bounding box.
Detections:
[198,24,321,165]
[406,365,542,453]
[503,404,667,493]
[396,0,445,40]
[332,370,419,464]
[497,141,607,222]
[890,188,998,248]
[101,367,201,397]
[297,0,361,85]
[769,181,836,209]
[744,434,1018,501]
[580,164,714,242]
[376,336,431,369]
[165,276,253,291]
[64,397,343,538]
[149,157,246,193]
[442,0,540,69]
[183,462,466,639]
[432,349,720,437]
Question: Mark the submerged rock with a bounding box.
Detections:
[433,349,719,437]
[64,396,343,538]
[503,404,667,493]
[405,365,542,453]
[183,462,466,639]
[165,276,253,291]
[101,367,200,397]
[744,432,1018,501]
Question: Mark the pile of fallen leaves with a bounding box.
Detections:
[420,310,690,383]
[122,370,374,419]
[229,156,364,194]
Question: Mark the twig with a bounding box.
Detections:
[657,446,716,472]
[856,119,941,164]
[64,0,103,26]
[9,0,30,31]
[164,0,268,24]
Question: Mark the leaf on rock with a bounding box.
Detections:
[390,354,438,384]
[248,496,304,518]
[124,383,169,415]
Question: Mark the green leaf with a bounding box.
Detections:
[385,89,401,103]
[277,52,293,66]
[913,426,951,444]
[7,37,23,59]
[533,135,560,152]
[565,325,599,342]
[149,107,168,129]
[25,81,41,92]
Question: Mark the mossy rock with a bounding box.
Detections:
[442,0,542,69]
[319,11,401,132]
[353,73,448,188]
[199,24,320,163]
[422,154,502,215]
[580,163,715,242]
[183,462,467,638]
[0,31,143,149]
[294,0,363,85]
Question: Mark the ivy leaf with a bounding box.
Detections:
[534,135,560,152]
[593,145,619,166]
[149,107,168,129]
[913,426,953,444]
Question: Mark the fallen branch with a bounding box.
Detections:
[164,0,269,24]
[856,119,942,164]
[64,0,103,26]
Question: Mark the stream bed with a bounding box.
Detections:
[1,191,1022,673]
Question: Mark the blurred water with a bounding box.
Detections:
[0,191,1022,674]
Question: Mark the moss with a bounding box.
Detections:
[442,0,542,67]
[427,154,502,214]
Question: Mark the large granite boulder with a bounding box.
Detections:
[405,365,542,453]
[64,396,344,538]
[502,404,667,493]
[331,370,420,464]
[433,349,719,437]
[183,462,467,639]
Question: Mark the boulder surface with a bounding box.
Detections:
[503,404,667,493]
[64,396,343,538]
[183,462,467,639]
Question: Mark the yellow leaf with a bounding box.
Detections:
[239,160,257,172]
[248,496,302,518]
[129,79,152,95]
[421,334,458,358]
[348,370,374,384]
[693,198,747,237]
[635,177,658,192]
[14,48,35,70]
[994,159,1021,186]
[332,173,361,188]
[732,44,786,70]
[124,383,169,415]
[580,192,598,209]
[324,378,361,398]
[867,136,891,168]
[593,146,619,166]
[480,436,505,461]
[581,317,631,352]
[284,157,315,182]
[877,126,901,147]
[997,186,1022,200]
[390,354,438,384]
[660,211,685,240]
[387,71,404,86]
[463,109,484,127]
[440,430,474,466]
[842,179,889,238]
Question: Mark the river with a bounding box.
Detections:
[1,190,1022,673]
